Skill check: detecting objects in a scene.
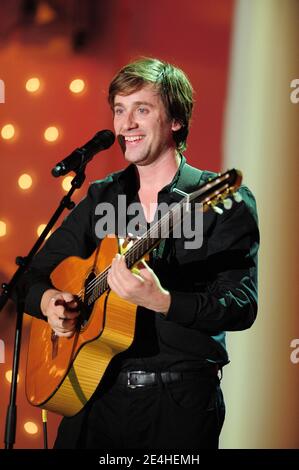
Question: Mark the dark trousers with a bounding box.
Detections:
[54,374,225,449]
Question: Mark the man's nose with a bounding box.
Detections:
[122,111,138,130]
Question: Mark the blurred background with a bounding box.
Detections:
[0,0,298,449]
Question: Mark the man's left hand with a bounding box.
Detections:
[107,254,171,314]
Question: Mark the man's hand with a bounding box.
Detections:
[107,254,171,314]
[41,289,80,337]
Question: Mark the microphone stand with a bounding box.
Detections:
[0,165,87,449]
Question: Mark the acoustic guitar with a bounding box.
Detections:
[25,169,242,416]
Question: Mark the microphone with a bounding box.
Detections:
[51,129,115,177]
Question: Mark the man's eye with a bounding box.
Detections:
[114,108,123,115]
[138,107,148,114]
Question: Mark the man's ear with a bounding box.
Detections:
[171,120,182,132]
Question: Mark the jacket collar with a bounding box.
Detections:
[115,155,188,196]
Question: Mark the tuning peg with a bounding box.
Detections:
[211,205,224,215]
[233,192,242,203]
[223,198,233,210]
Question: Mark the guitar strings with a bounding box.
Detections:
[78,184,203,299]
[76,189,213,302]
[75,178,231,303]
[75,203,182,301]
[75,215,169,299]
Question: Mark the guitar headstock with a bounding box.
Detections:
[189,168,243,215]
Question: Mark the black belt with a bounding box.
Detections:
[116,367,219,389]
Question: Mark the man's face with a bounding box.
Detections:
[113,84,181,166]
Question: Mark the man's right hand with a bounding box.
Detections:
[41,289,80,338]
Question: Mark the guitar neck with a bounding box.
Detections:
[86,199,183,306]
[85,168,241,305]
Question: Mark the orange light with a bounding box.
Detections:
[18,173,33,190]
[25,77,41,93]
[36,2,56,24]
[61,175,73,192]
[37,224,52,239]
[1,124,15,140]
[5,370,20,383]
[44,126,59,142]
[0,220,7,237]
[69,79,85,94]
[24,422,38,435]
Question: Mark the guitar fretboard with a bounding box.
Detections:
[84,169,239,306]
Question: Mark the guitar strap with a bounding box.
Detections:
[155,161,204,260]
[174,162,203,193]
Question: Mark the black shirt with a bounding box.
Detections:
[22,156,259,372]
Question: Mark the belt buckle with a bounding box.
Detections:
[127,370,147,389]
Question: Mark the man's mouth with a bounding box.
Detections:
[123,135,145,144]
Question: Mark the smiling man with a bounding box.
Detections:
[113,84,181,166]
[21,57,259,449]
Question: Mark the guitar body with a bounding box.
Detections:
[25,235,137,416]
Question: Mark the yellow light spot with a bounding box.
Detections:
[24,421,38,435]
[36,2,56,24]
[5,370,20,383]
[61,175,73,192]
[1,124,15,140]
[0,220,7,237]
[25,77,41,93]
[37,224,51,239]
[44,126,59,142]
[69,79,85,94]
[18,173,33,190]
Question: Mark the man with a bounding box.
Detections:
[21,57,259,449]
